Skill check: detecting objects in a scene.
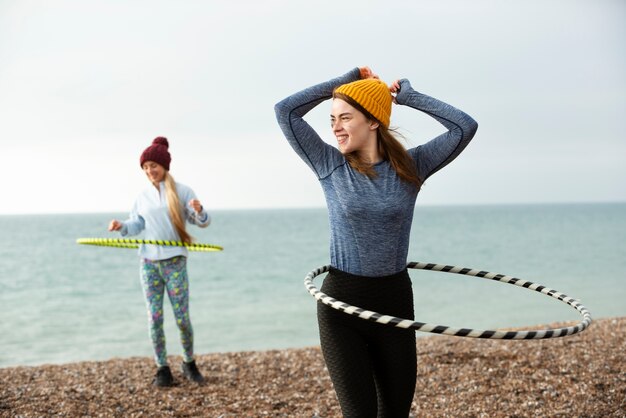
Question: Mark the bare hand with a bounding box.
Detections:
[189,199,203,213]
[389,79,401,93]
[389,79,402,103]
[108,220,122,231]
[359,66,379,80]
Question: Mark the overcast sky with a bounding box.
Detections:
[1,0,624,215]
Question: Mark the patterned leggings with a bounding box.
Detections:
[140,256,194,367]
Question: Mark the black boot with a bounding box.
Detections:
[153,365,174,387]
[181,360,205,383]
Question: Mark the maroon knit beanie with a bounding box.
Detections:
[140,137,171,170]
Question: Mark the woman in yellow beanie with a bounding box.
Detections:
[275,67,478,416]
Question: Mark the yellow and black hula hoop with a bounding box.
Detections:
[77,238,223,252]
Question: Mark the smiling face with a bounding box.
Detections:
[142,161,166,185]
[330,98,379,157]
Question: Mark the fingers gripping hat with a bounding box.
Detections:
[140,136,171,170]
[334,79,392,128]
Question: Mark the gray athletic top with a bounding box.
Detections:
[275,68,478,277]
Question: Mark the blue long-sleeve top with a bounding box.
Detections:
[274,68,478,277]
[118,181,210,260]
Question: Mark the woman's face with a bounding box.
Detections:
[330,98,378,155]
[142,161,166,184]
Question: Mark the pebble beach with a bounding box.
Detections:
[1,317,624,417]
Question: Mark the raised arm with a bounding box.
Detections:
[274,68,361,179]
[393,79,478,181]
[116,203,145,237]
[179,186,210,228]
[186,199,210,228]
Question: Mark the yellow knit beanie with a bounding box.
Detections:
[334,79,392,127]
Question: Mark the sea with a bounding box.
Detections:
[1,203,625,368]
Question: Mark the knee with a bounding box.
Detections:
[148,309,164,326]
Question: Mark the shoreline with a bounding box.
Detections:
[1,317,624,417]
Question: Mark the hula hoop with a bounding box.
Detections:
[305,262,592,339]
[77,238,223,252]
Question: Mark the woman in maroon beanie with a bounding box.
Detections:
[109,137,211,387]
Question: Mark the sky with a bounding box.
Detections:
[0,0,624,215]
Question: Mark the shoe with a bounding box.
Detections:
[153,365,174,387]
[181,360,205,383]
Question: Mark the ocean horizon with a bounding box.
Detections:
[1,202,625,367]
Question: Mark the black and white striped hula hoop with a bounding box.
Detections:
[304,262,592,340]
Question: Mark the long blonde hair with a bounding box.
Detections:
[333,92,422,190]
[164,172,192,244]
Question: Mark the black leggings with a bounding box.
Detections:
[317,268,417,418]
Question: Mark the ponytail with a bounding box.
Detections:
[164,172,192,244]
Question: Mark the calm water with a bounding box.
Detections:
[1,203,624,367]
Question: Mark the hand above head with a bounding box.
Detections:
[359,66,379,80]
[389,79,401,103]
[108,220,122,231]
[189,199,203,213]
[389,79,402,93]
[389,79,412,104]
